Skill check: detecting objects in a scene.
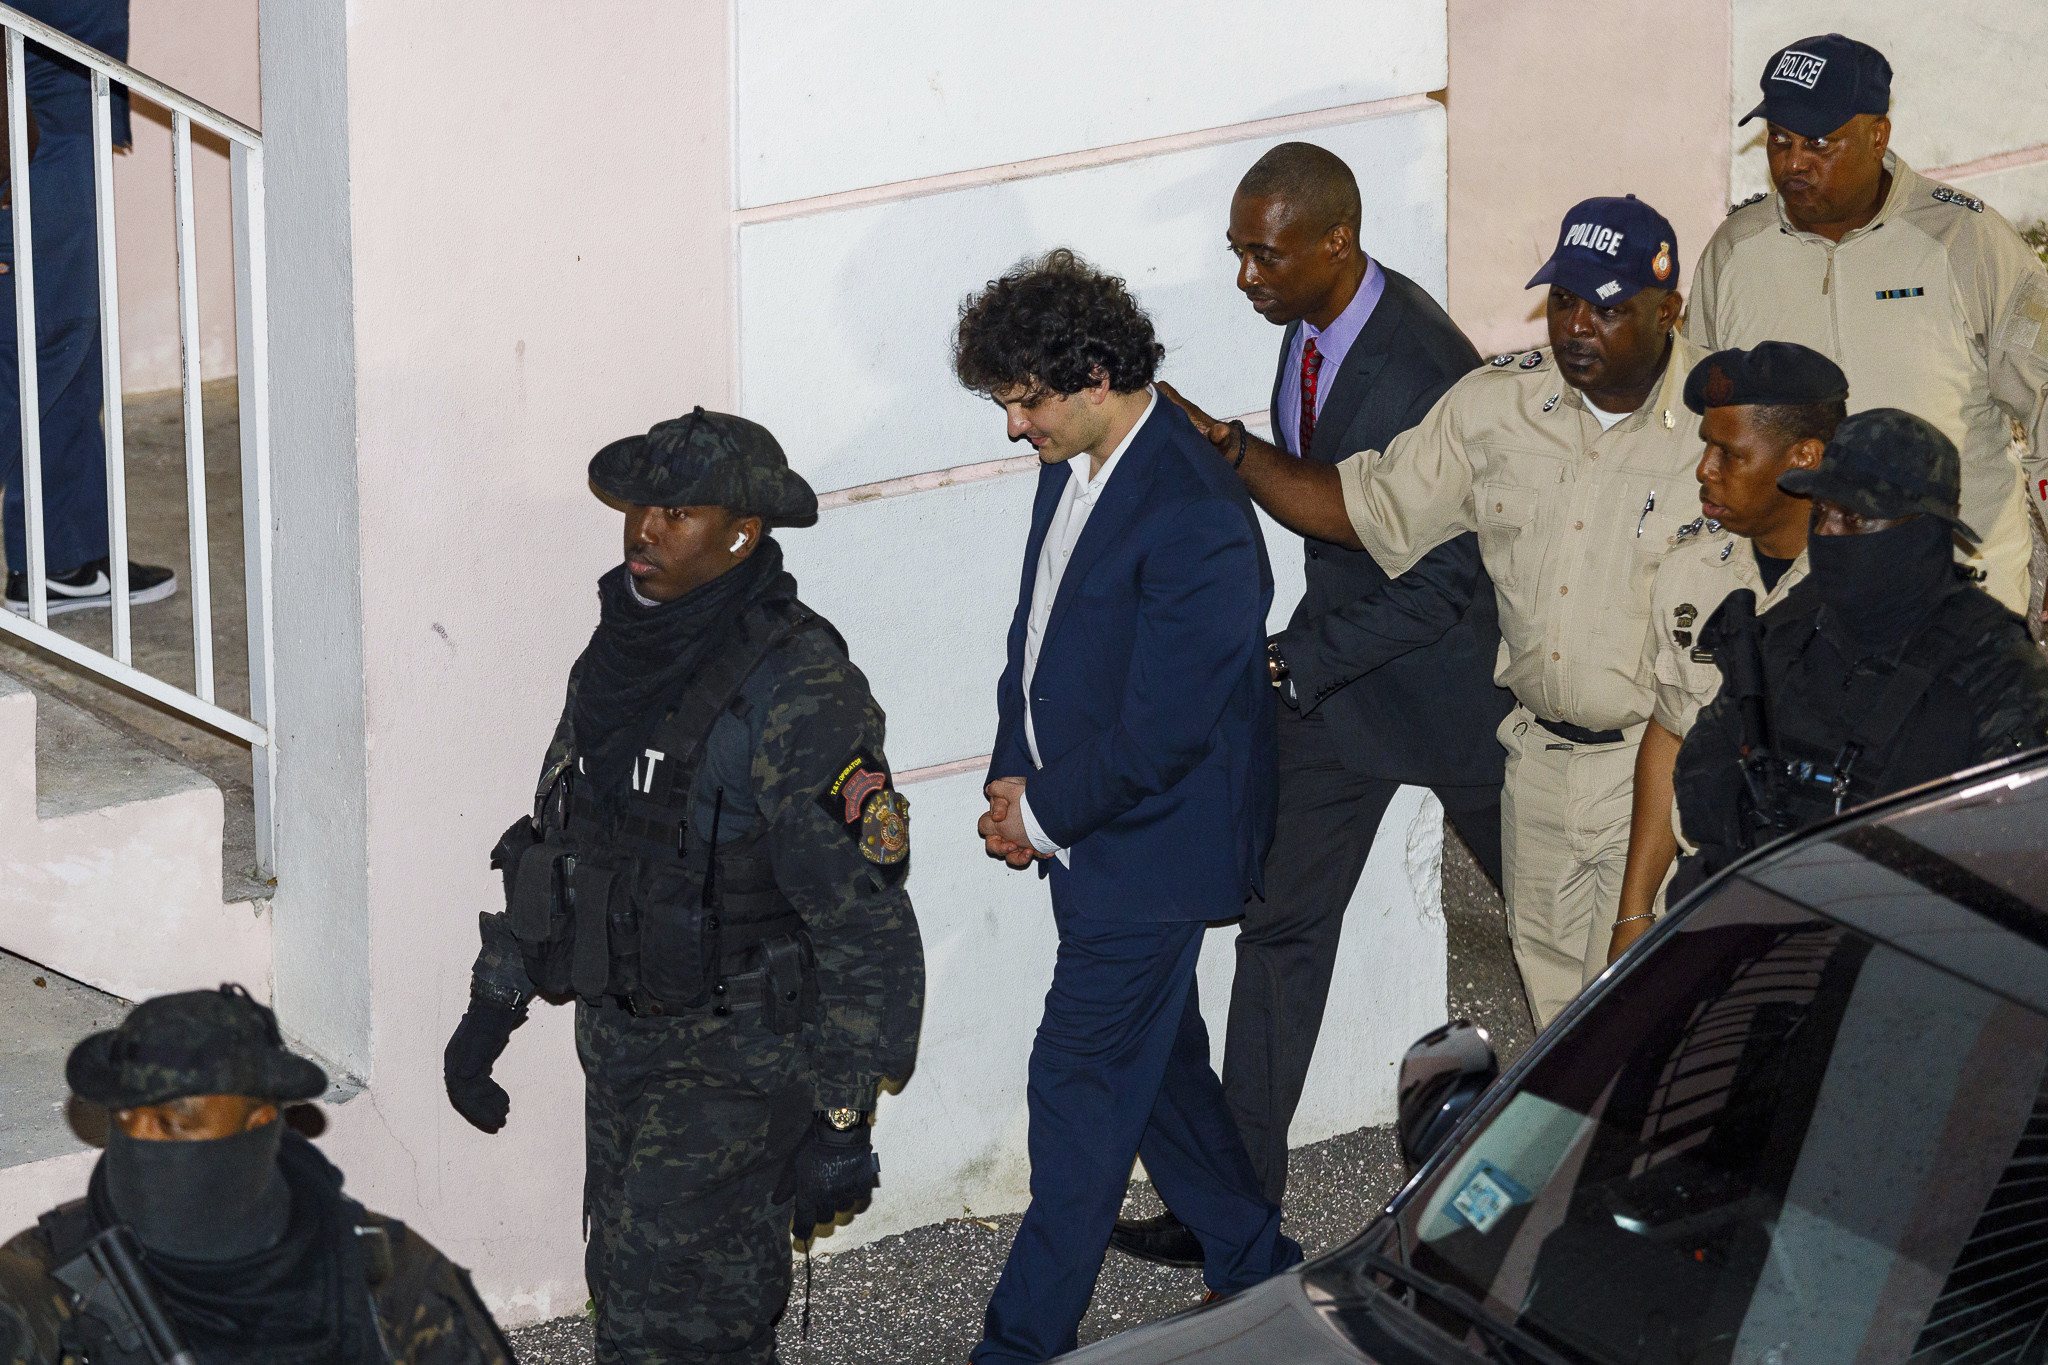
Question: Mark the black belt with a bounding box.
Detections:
[1534,716,1625,746]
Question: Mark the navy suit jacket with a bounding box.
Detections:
[988,400,1278,921]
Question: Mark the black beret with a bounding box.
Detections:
[68,983,328,1109]
[589,407,819,528]
[1683,342,1849,415]
[1779,407,1978,540]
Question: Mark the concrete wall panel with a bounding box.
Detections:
[735,0,1446,207]
[1730,4,2048,203]
[740,106,1447,493]
[784,478,1309,774]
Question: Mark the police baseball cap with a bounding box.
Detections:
[1683,342,1849,415]
[68,983,329,1109]
[589,407,819,528]
[1778,408,1978,540]
[1741,34,1892,141]
[1526,195,1679,306]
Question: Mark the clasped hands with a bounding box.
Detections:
[980,776,1048,868]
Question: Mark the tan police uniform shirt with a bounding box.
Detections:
[1686,153,2048,607]
[1644,519,1809,739]
[1335,335,1708,733]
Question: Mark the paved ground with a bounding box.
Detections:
[508,826,1533,1364]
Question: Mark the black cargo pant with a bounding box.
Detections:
[577,995,811,1365]
[1221,705,1502,1203]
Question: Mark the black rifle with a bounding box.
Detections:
[50,1224,197,1365]
[1708,589,1797,850]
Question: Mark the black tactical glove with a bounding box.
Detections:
[443,998,526,1134]
[776,1115,880,1238]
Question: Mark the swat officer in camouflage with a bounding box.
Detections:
[441,408,924,1365]
[0,983,512,1365]
[1675,408,2048,885]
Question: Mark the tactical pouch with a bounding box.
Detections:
[489,816,540,909]
[637,873,721,1010]
[570,861,623,1000]
[508,841,577,997]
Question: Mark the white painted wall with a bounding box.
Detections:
[734,0,1447,206]
[742,106,1447,493]
[1729,3,2048,227]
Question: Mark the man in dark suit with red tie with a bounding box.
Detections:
[1119,143,1512,1263]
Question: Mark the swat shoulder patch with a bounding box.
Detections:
[1727,190,1768,216]
[817,751,908,866]
[1930,185,1983,212]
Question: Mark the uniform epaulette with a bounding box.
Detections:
[1930,185,1984,213]
[1727,190,1768,216]
[1673,516,1707,543]
[1485,349,1546,372]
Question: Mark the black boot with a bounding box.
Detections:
[1107,1211,1204,1268]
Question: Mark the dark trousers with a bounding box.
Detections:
[577,1000,811,1365]
[974,903,1302,1364]
[1,317,108,575]
[1220,707,1502,1203]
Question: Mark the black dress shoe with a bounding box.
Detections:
[1108,1212,1204,1268]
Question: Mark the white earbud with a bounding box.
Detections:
[731,534,747,553]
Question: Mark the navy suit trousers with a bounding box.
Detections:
[973,903,1302,1363]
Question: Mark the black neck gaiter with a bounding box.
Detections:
[89,1128,377,1364]
[1804,515,1958,655]
[105,1119,290,1261]
[570,536,795,799]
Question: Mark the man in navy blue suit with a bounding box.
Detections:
[954,248,1301,1363]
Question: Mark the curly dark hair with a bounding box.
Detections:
[953,247,1164,401]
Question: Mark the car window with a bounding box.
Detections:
[1383,880,2048,1365]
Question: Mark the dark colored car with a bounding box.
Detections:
[1064,749,2048,1365]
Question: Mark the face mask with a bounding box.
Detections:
[105,1117,292,1262]
[1804,514,1955,652]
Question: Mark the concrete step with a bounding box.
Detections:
[0,670,271,1005]
[0,949,124,1170]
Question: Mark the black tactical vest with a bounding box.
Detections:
[1721,589,2008,847]
[504,596,831,1025]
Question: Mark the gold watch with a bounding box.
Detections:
[824,1106,865,1131]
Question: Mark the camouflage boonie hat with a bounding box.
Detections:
[67,983,328,1108]
[588,407,819,527]
[1778,407,1979,540]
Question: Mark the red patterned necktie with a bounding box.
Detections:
[1298,335,1323,456]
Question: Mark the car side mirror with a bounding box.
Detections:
[1397,1019,1498,1170]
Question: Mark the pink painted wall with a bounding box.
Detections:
[107,0,258,393]
[1445,0,1732,357]
[303,0,736,1317]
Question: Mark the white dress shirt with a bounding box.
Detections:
[1017,388,1157,862]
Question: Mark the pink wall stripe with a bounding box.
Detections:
[737,93,1438,226]
[1928,141,2048,184]
[898,755,991,786]
[817,410,1269,509]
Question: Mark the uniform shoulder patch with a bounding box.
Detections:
[1727,190,1769,216]
[1518,350,1545,370]
[817,751,909,866]
[1930,185,1984,212]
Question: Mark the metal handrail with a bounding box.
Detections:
[0,4,276,876]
